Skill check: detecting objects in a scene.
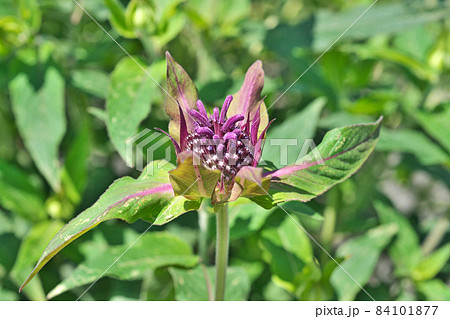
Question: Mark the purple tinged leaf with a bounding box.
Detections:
[251,100,262,145]
[258,118,275,142]
[242,109,251,134]
[19,160,201,292]
[227,61,269,136]
[169,151,221,200]
[230,167,271,201]
[178,103,188,150]
[258,117,383,206]
[253,118,276,166]
[165,52,199,142]
[154,128,181,154]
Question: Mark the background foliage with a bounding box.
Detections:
[0,0,449,301]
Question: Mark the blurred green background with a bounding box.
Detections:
[0,0,449,301]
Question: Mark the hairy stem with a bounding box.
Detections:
[214,204,229,301]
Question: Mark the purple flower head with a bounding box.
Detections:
[163,52,273,203]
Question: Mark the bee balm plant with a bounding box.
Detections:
[20,52,382,300]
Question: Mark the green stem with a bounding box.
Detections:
[201,263,213,301]
[320,189,338,245]
[320,188,338,265]
[198,201,210,264]
[214,204,229,301]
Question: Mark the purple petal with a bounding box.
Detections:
[219,95,233,124]
[232,128,242,136]
[196,100,208,118]
[223,114,244,132]
[212,107,220,134]
[223,132,237,141]
[196,126,214,137]
[212,107,219,122]
[189,110,210,127]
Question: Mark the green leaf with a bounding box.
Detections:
[0,16,28,55]
[374,201,421,276]
[140,268,176,301]
[72,69,110,98]
[353,47,434,81]
[319,112,374,129]
[63,121,91,203]
[103,0,135,38]
[152,12,186,48]
[417,279,450,301]
[412,244,450,282]
[259,118,382,206]
[47,231,198,299]
[0,160,46,222]
[228,197,274,240]
[414,108,450,153]
[9,65,66,191]
[260,214,318,292]
[217,0,250,28]
[0,288,18,301]
[281,201,324,231]
[0,101,16,160]
[169,266,250,301]
[11,220,64,301]
[377,128,449,165]
[106,57,154,161]
[313,2,450,51]
[263,98,325,167]
[0,209,12,236]
[263,281,294,301]
[18,0,41,32]
[393,24,438,62]
[330,224,397,301]
[20,160,201,292]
